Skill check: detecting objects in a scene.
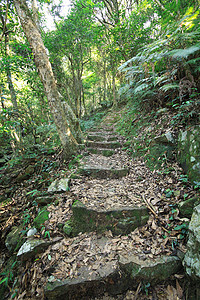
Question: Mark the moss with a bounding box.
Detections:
[34,209,49,229]
[63,221,73,236]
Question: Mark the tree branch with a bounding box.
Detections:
[0,0,9,42]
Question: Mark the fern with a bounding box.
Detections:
[134,83,150,94]
[170,45,200,58]
[159,83,179,92]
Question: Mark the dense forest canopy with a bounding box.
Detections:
[0,0,199,158]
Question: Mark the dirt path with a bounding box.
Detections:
[1,118,196,299]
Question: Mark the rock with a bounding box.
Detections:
[154,131,175,145]
[183,204,200,281]
[44,262,126,300]
[27,227,37,237]
[5,225,24,252]
[87,148,114,157]
[87,134,118,142]
[71,200,149,236]
[33,209,49,229]
[17,238,50,259]
[63,221,73,236]
[178,197,199,218]
[16,165,35,183]
[48,178,71,193]
[36,195,57,206]
[119,254,181,283]
[178,126,200,184]
[79,166,129,179]
[86,141,121,149]
[17,237,62,260]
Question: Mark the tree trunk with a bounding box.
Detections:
[103,60,106,102]
[112,73,117,107]
[4,33,18,111]
[13,0,82,159]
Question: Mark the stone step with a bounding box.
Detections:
[87,134,118,142]
[71,200,149,236]
[44,235,181,300]
[79,165,129,179]
[86,141,121,149]
[88,127,113,132]
[87,148,115,157]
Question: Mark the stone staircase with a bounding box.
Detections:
[43,125,182,299]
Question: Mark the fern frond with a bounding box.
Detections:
[185,57,200,65]
[155,75,169,86]
[170,45,200,58]
[134,83,149,94]
[159,83,179,92]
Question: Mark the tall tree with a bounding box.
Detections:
[13,0,83,159]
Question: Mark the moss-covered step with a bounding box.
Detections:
[119,254,181,284]
[71,200,149,235]
[86,141,121,149]
[79,165,129,179]
[44,252,128,300]
[87,134,118,142]
[87,148,115,157]
[44,239,181,300]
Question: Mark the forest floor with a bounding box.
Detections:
[0,108,199,299]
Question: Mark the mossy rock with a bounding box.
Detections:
[5,225,24,252]
[79,166,129,179]
[119,254,181,283]
[63,221,73,236]
[87,148,114,157]
[86,141,121,149]
[178,197,200,218]
[71,201,149,236]
[178,126,200,184]
[34,209,49,229]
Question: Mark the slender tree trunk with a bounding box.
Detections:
[0,85,5,109]
[112,73,117,107]
[13,0,82,159]
[103,60,106,102]
[81,82,87,116]
[4,33,18,111]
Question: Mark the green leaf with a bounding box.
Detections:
[0,277,8,285]
[170,45,200,58]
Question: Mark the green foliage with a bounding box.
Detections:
[0,260,17,288]
[118,7,200,111]
[68,154,82,170]
[23,209,31,225]
[80,111,106,131]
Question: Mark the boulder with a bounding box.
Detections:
[183,204,200,281]
[178,126,200,184]
[48,178,71,193]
